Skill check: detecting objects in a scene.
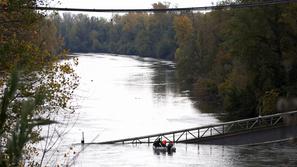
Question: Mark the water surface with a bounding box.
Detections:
[49,53,297,167]
[69,53,219,144]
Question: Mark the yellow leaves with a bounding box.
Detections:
[259,89,280,115]
[60,64,74,74]
[122,14,138,32]
[174,16,193,45]
[0,0,8,6]
[49,82,61,90]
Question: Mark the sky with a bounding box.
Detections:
[50,0,220,18]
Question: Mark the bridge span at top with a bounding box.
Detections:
[88,110,297,145]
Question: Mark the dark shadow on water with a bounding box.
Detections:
[153,148,176,156]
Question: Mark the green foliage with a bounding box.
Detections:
[218,80,257,120]
[0,72,58,166]
[0,70,18,136]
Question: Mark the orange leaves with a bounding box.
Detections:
[173,16,193,46]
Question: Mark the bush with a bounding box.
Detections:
[259,89,280,115]
[218,81,257,120]
[193,78,218,101]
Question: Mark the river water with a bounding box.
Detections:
[49,53,297,166]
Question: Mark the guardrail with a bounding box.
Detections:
[91,110,297,144]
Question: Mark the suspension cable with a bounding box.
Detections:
[1,0,297,13]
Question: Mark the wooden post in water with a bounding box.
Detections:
[81,132,85,144]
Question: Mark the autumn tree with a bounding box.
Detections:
[0,0,79,166]
[173,0,297,120]
[219,1,297,119]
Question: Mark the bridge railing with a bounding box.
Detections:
[93,110,297,144]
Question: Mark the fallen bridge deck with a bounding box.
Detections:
[88,110,297,145]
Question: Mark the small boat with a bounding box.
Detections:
[153,146,167,152]
[153,146,176,153]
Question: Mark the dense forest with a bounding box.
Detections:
[53,2,177,60]
[54,1,297,120]
[173,2,297,120]
[0,0,78,166]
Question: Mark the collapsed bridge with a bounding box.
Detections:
[87,110,297,145]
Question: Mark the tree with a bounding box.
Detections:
[173,0,297,120]
[220,1,297,118]
[174,15,197,83]
[0,0,79,166]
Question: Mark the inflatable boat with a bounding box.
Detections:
[153,146,176,153]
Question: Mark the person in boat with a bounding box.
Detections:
[167,141,174,152]
[153,138,162,147]
[153,140,158,147]
[161,140,167,147]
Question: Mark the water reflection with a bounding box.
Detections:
[151,62,178,104]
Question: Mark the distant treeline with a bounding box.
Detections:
[52,1,297,120]
[52,2,176,60]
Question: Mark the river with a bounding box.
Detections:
[47,53,297,166]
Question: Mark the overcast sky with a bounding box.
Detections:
[54,0,219,8]
[50,0,220,18]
